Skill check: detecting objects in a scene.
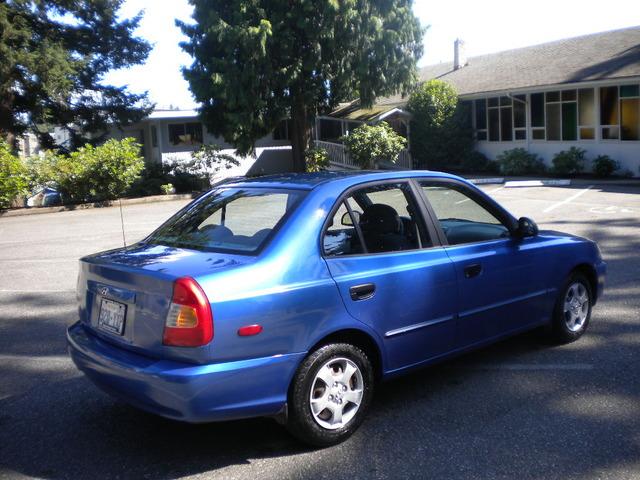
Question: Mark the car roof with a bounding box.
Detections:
[222,170,463,190]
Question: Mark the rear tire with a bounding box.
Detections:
[285,343,374,447]
[549,272,592,344]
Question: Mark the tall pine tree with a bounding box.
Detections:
[0,0,152,150]
[179,0,424,171]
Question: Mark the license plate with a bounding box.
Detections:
[98,298,127,335]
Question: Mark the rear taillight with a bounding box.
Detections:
[163,277,213,347]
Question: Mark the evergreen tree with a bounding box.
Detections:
[0,0,152,150]
[179,0,424,171]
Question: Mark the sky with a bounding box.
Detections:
[103,0,640,110]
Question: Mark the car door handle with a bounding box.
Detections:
[464,263,482,279]
[349,283,376,301]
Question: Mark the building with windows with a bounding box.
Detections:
[110,109,293,177]
[318,26,640,174]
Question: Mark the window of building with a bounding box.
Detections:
[620,85,640,141]
[578,89,595,140]
[474,99,487,140]
[151,125,158,147]
[318,118,343,142]
[544,90,577,141]
[476,95,525,142]
[168,122,203,146]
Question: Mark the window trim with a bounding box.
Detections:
[414,178,519,247]
[320,179,441,258]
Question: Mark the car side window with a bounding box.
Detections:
[323,182,430,256]
[419,182,510,245]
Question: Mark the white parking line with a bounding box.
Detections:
[456,186,505,204]
[543,186,593,213]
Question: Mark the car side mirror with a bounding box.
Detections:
[515,216,538,238]
[341,211,360,226]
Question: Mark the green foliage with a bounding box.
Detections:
[0,141,28,208]
[552,147,586,176]
[407,80,473,169]
[179,0,425,171]
[592,155,619,178]
[342,122,406,169]
[160,184,175,195]
[496,148,546,175]
[460,151,499,174]
[0,1,152,149]
[304,148,330,172]
[27,138,144,203]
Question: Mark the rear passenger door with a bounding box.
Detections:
[322,181,458,373]
[417,179,549,348]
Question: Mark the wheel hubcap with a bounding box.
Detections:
[563,282,589,332]
[309,357,364,430]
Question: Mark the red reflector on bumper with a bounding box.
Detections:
[238,325,263,336]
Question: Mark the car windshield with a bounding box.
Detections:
[145,187,306,253]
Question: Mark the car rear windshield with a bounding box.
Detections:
[145,187,306,254]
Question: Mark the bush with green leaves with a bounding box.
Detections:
[165,144,240,192]
[496,148,546,175]
[342,122,406,169]
[552,147,586,176]
[304,148,330,172]
[592,155,619,178]
[407,79,473,169]
[0,141,29,209]
[27,138,144,203]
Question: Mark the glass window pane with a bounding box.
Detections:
[600,87,619,125]
[500,96,512,106]
[500,107,512,141]
[532,129,545,140]
[602,126,619,140]
[515,130,527,140]
[477,131,487,141]
[578,89,595,126]
[475,99,487,129]
[546,103,561,140]
[420,184,508,245]
[580,127,595,140]
[562,90,577,101]
[323,201,364,256]
[621,98,640,140]
[489,109,500,141]
[531,93,545,127]
[513,99,526,128]
[620,85,640,98]
[488,97,499,107]
[562,103,577,141]
[546,91,560,102]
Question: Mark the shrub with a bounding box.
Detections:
[27,138,144,203]
[160,183,175,195]
[460,151,499,174]
[552,147,586,176]
[305,147,329,172]
[0,141,28,209]
[496,148,546,175]
[342,122,406,169]
[592,155,619,178]
[407,79,473,169]
[164,144,240,192]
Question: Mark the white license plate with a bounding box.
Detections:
[98,298,127,335]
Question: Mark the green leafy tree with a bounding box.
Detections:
[0,1,152,150]
[0,140,28,208]
[407,79,473,169]
[305,148,330,172]
[342,122,406,169]
[179,0,424,172]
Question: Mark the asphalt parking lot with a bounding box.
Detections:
[1,182,639,480]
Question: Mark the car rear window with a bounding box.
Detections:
[146,187,306,253]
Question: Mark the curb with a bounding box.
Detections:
[469,177,505,185]
[504,179,571,188]
[0,193,196,218]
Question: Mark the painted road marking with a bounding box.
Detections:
[543,186,593,213]
[456,186,505,204]
[589,205,634,214]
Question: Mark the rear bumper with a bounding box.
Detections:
[67,322,305,423]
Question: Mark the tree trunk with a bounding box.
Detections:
[290,96,311,172]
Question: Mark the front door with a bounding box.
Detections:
[417,180,548,349]
[323,181,458,373]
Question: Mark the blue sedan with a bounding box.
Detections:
[67,170,605,446]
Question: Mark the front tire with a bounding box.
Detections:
[550,272,592,343]
[286,343,374,447]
